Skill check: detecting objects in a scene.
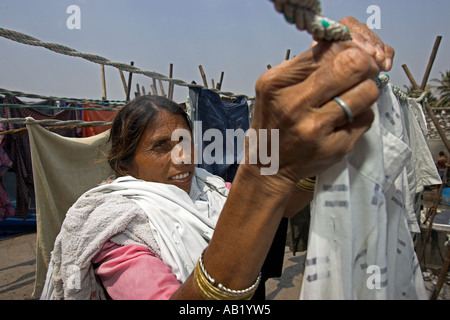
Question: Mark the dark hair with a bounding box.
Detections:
[439,151,445,156]
[107,95,191,176]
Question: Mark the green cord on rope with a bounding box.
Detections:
[271,0,352,41]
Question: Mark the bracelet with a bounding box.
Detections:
[194,249,261,300]
[296,176,316,192]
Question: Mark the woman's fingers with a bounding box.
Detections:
[339,16,395,71]
[282,44,380,118]
[318,78,379,128]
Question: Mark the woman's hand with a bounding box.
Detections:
[340,16,395,71]
[250,40,380,191]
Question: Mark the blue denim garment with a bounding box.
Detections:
[189,86,249,183]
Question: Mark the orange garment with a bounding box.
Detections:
[82,105,117,137]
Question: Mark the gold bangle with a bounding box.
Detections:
[296,176,316,192]
[194,250,261,300]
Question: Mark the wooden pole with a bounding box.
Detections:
[118,69,128,97]
[420,36,442,91]
[101,64,107,100]
[402,64,450,153]
[285,49,291,60]
[216,71,224,90]
[401,64,420,90]
[136,83,141,97]
[158,79,166,97]
[150,84,157,95]
[198,65,208,88]
[430,239,450,300]
[152,78,158,95]
[168,63,174,101]
[126,61,134,101]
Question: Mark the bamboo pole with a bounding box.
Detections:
[101,64,107,100]
[430,239,450,300]
[150,84,157,95]
[118,69,128,97]
[126,61,134,101]
[136,83,141,97]
[216,71,224,90]
[285,49,291,60]
[158,79,166,97]
[168,63,174,101]
[152,78,158,95]
[420,36,442,91]
[198,65,208,88]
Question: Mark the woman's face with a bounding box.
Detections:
[132,110,195,193]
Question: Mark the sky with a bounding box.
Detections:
[0,0,449,104]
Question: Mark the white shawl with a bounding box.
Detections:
[84,167,229,282]
[41,167,229,299]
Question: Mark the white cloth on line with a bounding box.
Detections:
[300,84,437,299]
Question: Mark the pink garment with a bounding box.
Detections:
[92,242,180,300]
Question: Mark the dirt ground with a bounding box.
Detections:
[0,232,448,300]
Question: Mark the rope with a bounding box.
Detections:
[0,117,111,127]
[376,73,428,103]
[271,0,352,41]
[0,27,252,100]
[0,118,112,135]
[1,104,119,112]
[0,88,126,107]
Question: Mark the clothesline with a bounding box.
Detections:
[0,88,126,107]
[0,27,251,100]
[1,104,119,112]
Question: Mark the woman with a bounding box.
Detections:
[41,17,394,300]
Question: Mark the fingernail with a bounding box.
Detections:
[375,45,385,60]
[384,58,392,71]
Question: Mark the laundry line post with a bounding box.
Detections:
[216,71,224,90]
[198,65,208,88]
[126,61,134,101]
[101,64,107,100]
[168,63,174,101]
[118,68,128,98]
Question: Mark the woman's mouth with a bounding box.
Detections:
[169,171,192,182]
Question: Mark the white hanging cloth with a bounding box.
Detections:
[300,83,440,299]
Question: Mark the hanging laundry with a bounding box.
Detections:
[26,118,113,297]
[0,122,14,221]
[300,83,440,300]
[188,86,249,183]
[2,95,79,219]
[81,102,117,137]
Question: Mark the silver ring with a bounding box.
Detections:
[333,96,354,124]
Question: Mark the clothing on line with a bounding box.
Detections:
[81,104,117,137]
[2,95,79,219]
[188,86,249,183]
[0,122,14,221]
[300,84,440,300]
[25,119,113,298]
